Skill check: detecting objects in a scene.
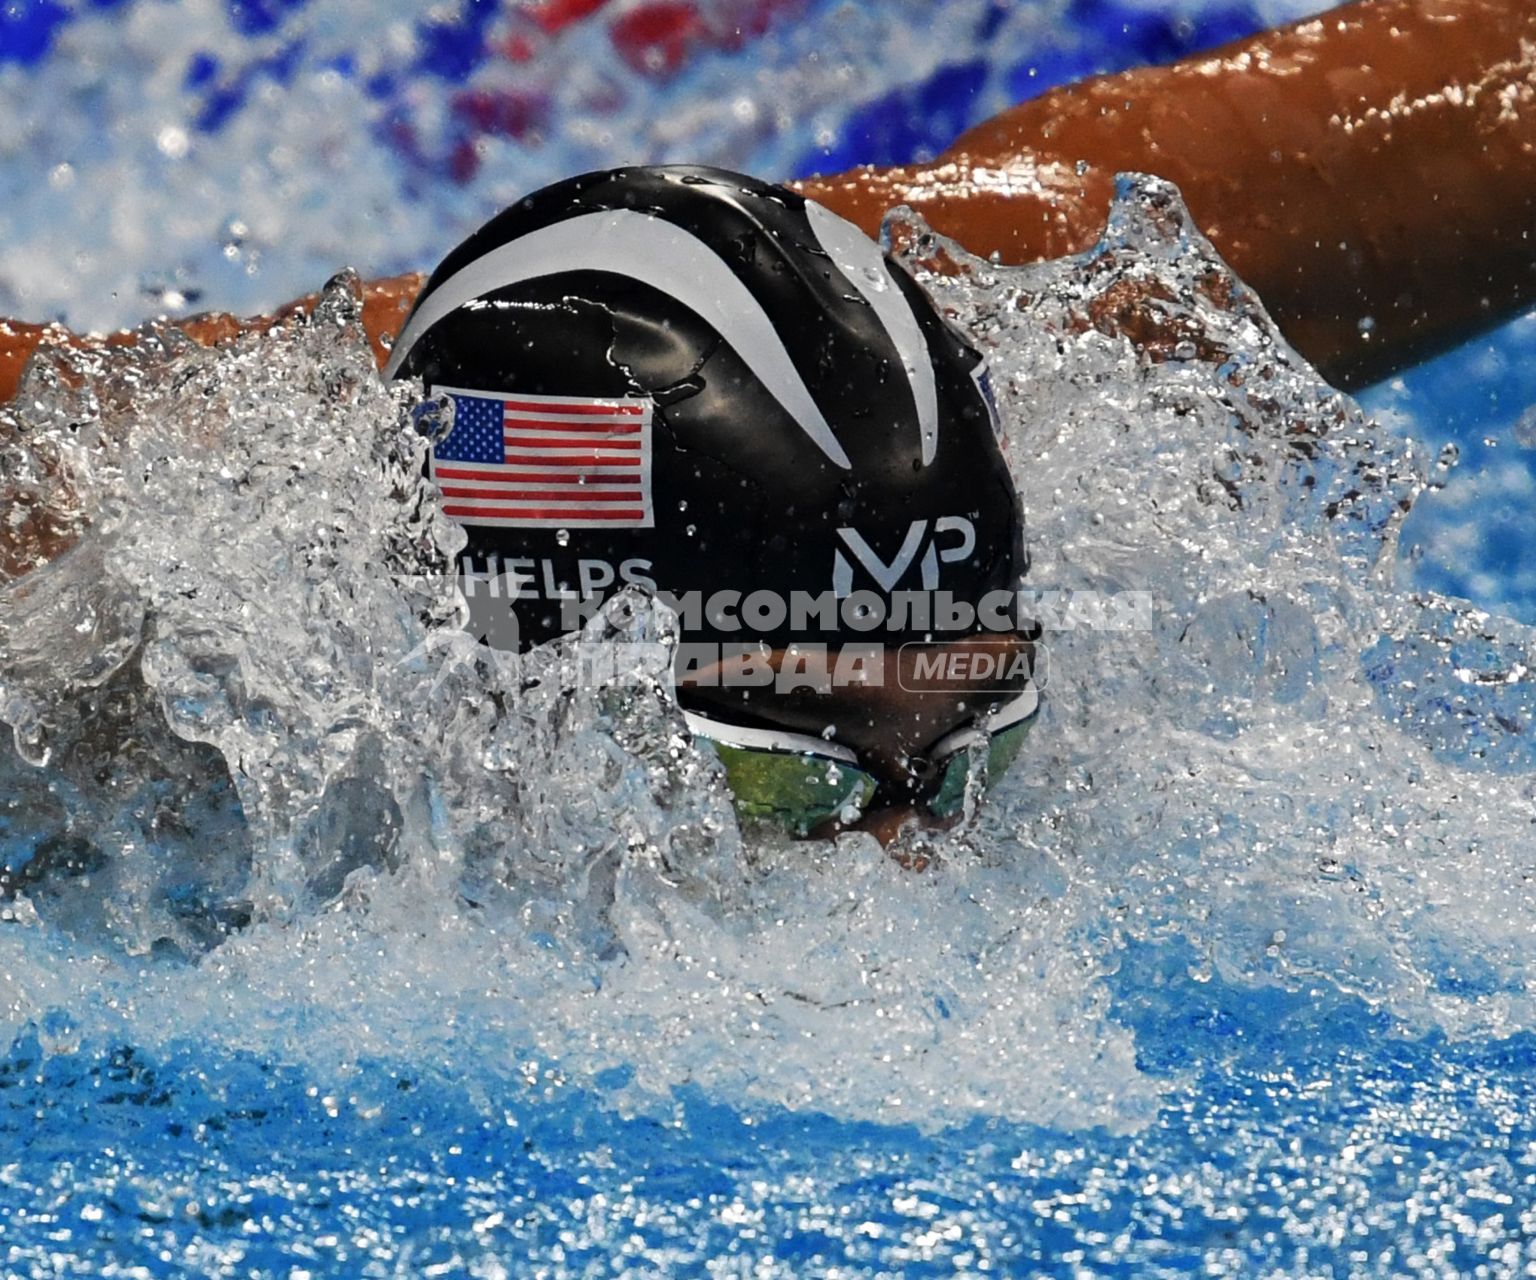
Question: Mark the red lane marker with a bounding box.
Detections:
[503,32,537,63]
[526,0,611,36]
[610,2,703,77]
[448,138,480,185]
[452,88,550,142]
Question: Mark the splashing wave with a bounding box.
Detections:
[3,178,1534,1138]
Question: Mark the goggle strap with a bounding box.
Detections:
[924,681,1040,762]
[680,709,862,764]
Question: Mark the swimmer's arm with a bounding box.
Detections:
[0,273,425,409]
[795,0,1536,391]
[2,0,1532,405]
[0,274,424,581]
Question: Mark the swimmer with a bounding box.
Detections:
[387,163,1041,845]
[2,0,1532,844]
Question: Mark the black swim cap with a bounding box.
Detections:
[388,164,1027,665]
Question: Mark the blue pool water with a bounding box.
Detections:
[4,3,1536,1276]
[6,987,1536,1276]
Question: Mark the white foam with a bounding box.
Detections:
[3,179,1534,1136]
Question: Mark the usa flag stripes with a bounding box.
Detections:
[429,386,654,529]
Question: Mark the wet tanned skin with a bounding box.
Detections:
[794,0,1536,391]
[0,273,426,415]
[1,0,1532,402]
[0,274,426,580]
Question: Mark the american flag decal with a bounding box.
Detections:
[429,386,654,529]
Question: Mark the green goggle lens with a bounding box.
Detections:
[709,715,1035,835]
[711,742,878,835]
[923,714,1035,820]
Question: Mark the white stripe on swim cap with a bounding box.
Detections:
[804,199,939,467]
[385,209,853,470]
[681,709,862,762]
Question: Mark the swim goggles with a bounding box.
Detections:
[683,682,1039,835]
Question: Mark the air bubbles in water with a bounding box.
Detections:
[1514,405,1536,449]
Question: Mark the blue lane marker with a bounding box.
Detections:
[793,0,1264,177]
[0,0,71,66]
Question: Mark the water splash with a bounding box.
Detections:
[3,178,1536,1135]
[889,174,1536,1040]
